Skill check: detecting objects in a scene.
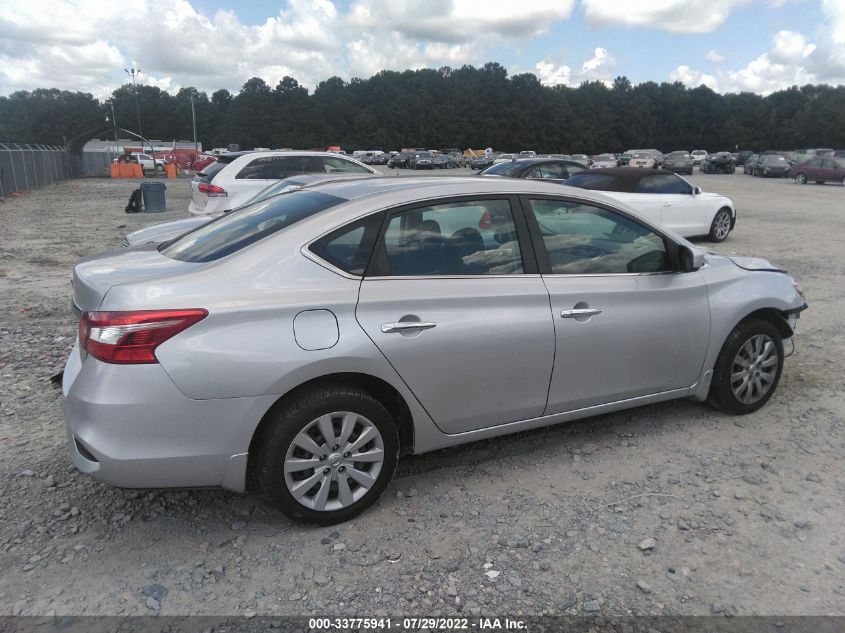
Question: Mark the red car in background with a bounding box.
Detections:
[790,157,845,185]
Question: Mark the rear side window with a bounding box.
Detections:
[277,156,323,177]
[236,157,278,179]
[636,174,690,194]
[309,214,383,275]
[323,156,372,174]
[161,190,346,263]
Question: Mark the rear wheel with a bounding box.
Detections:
[708,208,732,242]
[795,173,807,184]
[708,319,784,415]
[257,386,399,525]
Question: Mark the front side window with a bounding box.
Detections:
[528,199,669,275]
[374,199,523,276]
[322,156,372,174]
[636,174,691,194]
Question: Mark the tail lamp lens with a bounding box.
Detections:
[198,183,227,197]
[79,309,208,364]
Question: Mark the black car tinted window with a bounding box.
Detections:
[161,191,346,263]
[482,161,523,176]
[564,173,621,190]
[193,161,226,183]
[236,157,278,179]
[636,174,690,194]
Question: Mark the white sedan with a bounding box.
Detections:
[565,168,736,242]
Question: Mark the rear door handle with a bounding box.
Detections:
[381,321,437,333]
[561,308,602,319]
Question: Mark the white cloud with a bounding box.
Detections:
[705,50,725,64]
[579,47,616,83]
[534,60,572,86]
[582,0,751,34]
[670,65,719,90]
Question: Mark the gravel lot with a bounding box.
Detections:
[0,169,843,618]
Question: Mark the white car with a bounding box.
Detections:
[130,152,166,173]
[691,150,708,165]
[493,153,517,164]
[189,151,378,216]
[565,168,736,242]
[627,150,659,168]
[591,154,617,169]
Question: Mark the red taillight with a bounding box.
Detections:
[198,183,227,197]
[79,309,208,364]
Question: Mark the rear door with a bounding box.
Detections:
[524,196,710,413]
[355,196,556,434]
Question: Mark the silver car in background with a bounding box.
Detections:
[64,177,807,524]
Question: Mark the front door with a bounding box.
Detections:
[523,196,711,413]
[355,196,556,434]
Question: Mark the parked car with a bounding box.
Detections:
[518,150,537,158]
[479,158,588,183]
[448,152,466,167]
[617,153,632,167]
[662,151,694,175]
[565,168,736,241]
[690,150,708,165]
[590,154,617,169]
[189,151,377,216]
[123,173,379,247]
[494,153,517,164]
[470,155,494,170]
[388,153,412,169]
[789,157,845,185]
[628,150,658,169]
[752,154,791,178]
[65,176,805,524]
[735,151,754,166]
[409,151,435,170]
[130,152,166,174]
[701,152,736,174]
[570,154,590,166]
[744,155,760,174]
[432,153,457,169]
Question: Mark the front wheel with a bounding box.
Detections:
[708,208,732,242]
[708,319,784,414]
[256,386,399,525]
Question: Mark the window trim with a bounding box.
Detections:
[364,194,540,278]
[518,194,682,276]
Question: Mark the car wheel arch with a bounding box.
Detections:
[730,307,795,342]
[245,372,415,491]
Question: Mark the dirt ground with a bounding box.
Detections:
[0,170,843,618]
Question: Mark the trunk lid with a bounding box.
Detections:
[72,243,201,311]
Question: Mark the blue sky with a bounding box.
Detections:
[1,0,843,97]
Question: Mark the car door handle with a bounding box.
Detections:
[561,308,603,319]
[381,321,437,333]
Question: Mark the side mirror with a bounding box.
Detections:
[679,244,705,272]
[692,186,702,195]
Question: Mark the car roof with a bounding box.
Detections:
[565,168,682,192]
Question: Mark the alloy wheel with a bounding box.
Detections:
[796,173,807,184]
[730,334,778,405]
[284,411,385,512]
[713,211,731,240]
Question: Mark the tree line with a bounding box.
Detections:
[1,62,844,153]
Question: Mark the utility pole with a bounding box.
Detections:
[109,101,119,144]
[190,93,198,154]
[124,67,143,148]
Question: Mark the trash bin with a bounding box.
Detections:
[140,181,167,212]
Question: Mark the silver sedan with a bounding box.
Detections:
[64,177,807,524]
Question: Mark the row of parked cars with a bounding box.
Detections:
[65,147,808,525]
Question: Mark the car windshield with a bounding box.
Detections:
[632,152,649,159]
[596,154,614,161]
[668,152,689,159]
[415,152,432,158]
[481,161,525,176]
[761,156,787,163]
[161,190,347,263]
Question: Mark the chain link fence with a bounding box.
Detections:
[0,143,119,198]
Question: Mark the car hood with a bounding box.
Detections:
[124,216,214,246]
[72,244,202,311]
[721,254,786,273]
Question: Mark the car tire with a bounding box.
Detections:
[707,318,784,415]
[256,385,399,525]
[708,208,732,242]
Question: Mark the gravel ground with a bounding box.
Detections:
[0,170,843,617]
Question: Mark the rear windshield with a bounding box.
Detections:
[161,190,346,263]
[481,161,523,176]
[193,161,226,184]
[564,173,624,191]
